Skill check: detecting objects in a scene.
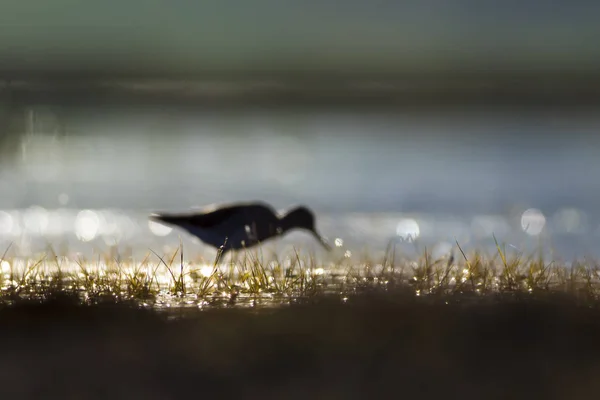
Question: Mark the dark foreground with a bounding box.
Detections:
[1,293,600,400]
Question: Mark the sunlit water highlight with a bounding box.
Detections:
[0,205,598,309]
[1,245,599,310]
[1,206,597,260]
[2,107,600,262]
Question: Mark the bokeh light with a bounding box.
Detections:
[0,260,10,274]
[521,208,546,236]
[200,265,214,278]
[75,210,100,242]
[148,220,172,237]
[396,218,420,241]
[552,208,587,234]
[23,206,49,235]
[0,211,13,235]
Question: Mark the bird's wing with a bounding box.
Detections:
[152,202,277,229]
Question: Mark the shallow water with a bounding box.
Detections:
[1,105,600,260]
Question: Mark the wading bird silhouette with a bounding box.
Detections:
[149,202,331,254]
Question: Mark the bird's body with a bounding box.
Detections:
[150,202,330,253]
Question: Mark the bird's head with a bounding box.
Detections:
[280,206,331,250]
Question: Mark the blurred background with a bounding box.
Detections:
[1,0,600,261]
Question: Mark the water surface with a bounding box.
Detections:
[1,105,599,260]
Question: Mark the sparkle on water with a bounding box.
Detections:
[0,239,599,310]
[0,260,10,274]
[199,265,214,278]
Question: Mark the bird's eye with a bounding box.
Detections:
[244,225,251,234]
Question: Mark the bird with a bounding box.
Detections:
[149,201,331,253]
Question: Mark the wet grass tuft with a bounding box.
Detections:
[0,239,600,309]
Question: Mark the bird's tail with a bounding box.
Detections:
[149,213,185,225]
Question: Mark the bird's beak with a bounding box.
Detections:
[312,230,332,251]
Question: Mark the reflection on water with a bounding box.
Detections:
[1,106,600,259]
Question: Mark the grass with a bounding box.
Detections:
[2,240,600,398]
[1,237,600,309]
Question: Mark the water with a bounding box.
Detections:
[1,104,600,260]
